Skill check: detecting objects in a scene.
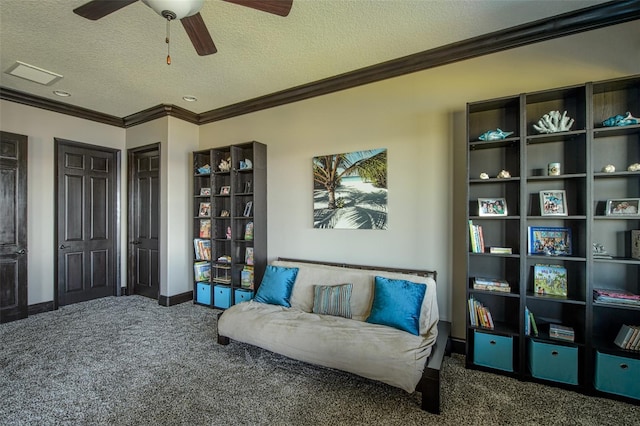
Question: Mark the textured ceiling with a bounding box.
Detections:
[0,0,627,117]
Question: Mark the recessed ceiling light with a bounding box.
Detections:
[5,61,63,86]
[53,90,71,97]
[183,96,197,102]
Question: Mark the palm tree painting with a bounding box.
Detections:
[313,148,387,229]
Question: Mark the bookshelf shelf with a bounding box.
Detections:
[466,74,640,403]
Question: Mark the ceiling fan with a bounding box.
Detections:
[73,0,293,60]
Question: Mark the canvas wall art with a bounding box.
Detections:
[313,148,387,229]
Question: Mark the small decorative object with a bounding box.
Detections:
[220,209,230,217]
[197,164,211,174]
[478,198,507,216]
[602,111,639,127]
[602,164,616,173]
[478,128,513,141]
[496,170,511,179]
[540,190,567,216]
[547,162,561,176]
[592,243,612,259]
[243,201,253,217]
[239,158,253,170]
[628,163,640,172]
[606,198,640,216]
[226,226,232,239]
[533,110,574,134]
[218,157,231,172]
[479,172,489,180]
[220,186,230,195]
[528,226,572,256]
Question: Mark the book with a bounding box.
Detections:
[199,219,211,238]
[529,311,539,336]
[533,264,567,297]
[489,247,512,254]
[549,324,574,342]
[528,226,572,256]
[241,266,254,289]
[468,220,485,253]
[245,247,254,265]
[632,230,640,260]
[613,325,634,348]
[193,239,211,260]
[193,261,211,282]
[593,289,640,307]
[468,297,494,330]
[473,277,511,293]
[244,221,254,241]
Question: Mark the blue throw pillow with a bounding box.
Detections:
[366,276,426,335]
[254,265,299,307]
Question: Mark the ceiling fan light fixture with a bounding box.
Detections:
[182,96,198,102]
[53,90,71,97]
[141,0,204,20]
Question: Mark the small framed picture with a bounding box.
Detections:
[606,198,640,216]
[540,190,567,216]
[220,209,230,217]
[243,201,253,217]
[244,180,252,193]
[219,186,230,195]
[478,198,507,216]
[200,187,211,196]
[198,202,211,217]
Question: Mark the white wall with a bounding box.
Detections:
[0,100,126,305]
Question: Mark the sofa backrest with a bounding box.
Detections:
[271,260,439,341]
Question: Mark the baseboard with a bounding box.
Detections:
[158,291,193,307]
[28,301,55,316]
[449,337,465,355]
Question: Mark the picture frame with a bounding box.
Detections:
[539,190,567,216]
[528,226,572,256]
[199,187,211,196]
[198,202,211,217]
[478,198,507,216]
[219,186,230,195]
[243,201,253,217]
[220,209,230,217]
[605,198,640,216]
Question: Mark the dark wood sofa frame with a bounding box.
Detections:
[217,258,451,414]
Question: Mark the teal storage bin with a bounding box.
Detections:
[474,330,513,372]
[213,285,231,309]
[195,282,211,305]
[528,339,578,385]
[594,351,640,400]
[234,288,253,304]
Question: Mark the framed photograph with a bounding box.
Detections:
[219,186,230,195]
[478,198,507,216]
[199,187,211,196]
[540,190,567,216]
[606,198,640,216]
[243,201,253,217]
[528,226,572,256]
[220,209,230,217]
[198,202,211,217]
[533,264,567,298]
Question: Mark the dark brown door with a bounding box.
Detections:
[0,131,28,323]
[128,145,160,299]
[56,139,119,306]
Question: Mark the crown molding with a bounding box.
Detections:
[2,0,639,128]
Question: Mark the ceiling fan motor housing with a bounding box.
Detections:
[141,0,204,20]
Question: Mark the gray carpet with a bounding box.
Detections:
[0,296,637,425]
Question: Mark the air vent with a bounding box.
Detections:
[4,61,63,86]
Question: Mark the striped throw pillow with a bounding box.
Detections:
[312,283,353,319]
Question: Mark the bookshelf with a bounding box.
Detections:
[192,142,267,309]
[466,75,640,403]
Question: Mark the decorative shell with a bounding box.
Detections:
[602,164,616,173]
[479,172,490,180]
[628,163,640,172]
[602,112,639,127]
[479,128,513,141]
[533,110,575,134]
[496,170,511,179]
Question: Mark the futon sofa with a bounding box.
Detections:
[217,258,450,413]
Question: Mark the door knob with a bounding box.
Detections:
[59,244,67,249]
[15,249,26,255]
[131,241,141,245]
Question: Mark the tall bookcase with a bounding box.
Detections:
[192,142,267,309]
[466,75,639,403]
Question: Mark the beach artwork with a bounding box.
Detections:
[313,148,387,229]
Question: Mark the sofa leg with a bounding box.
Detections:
[217,335,230,345]
[421,368,440,414]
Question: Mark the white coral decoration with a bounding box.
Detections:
[479,172,489,179]
[533,110,575,134]
[602,164,615,173]
[628,163,640,172]
[497,170,511,178]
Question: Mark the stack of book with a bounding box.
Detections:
[614,324,640,352]
[193,238,211,260]
[549,324,574,342]
[473,277,511,293]
[593,288,640,307]
[468,220,484,253]
[241,265,255,289]
[468,297,494,329]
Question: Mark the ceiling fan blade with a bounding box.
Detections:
[181,13,218,56]
[223,0,293,17]
[73,0,138,20]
